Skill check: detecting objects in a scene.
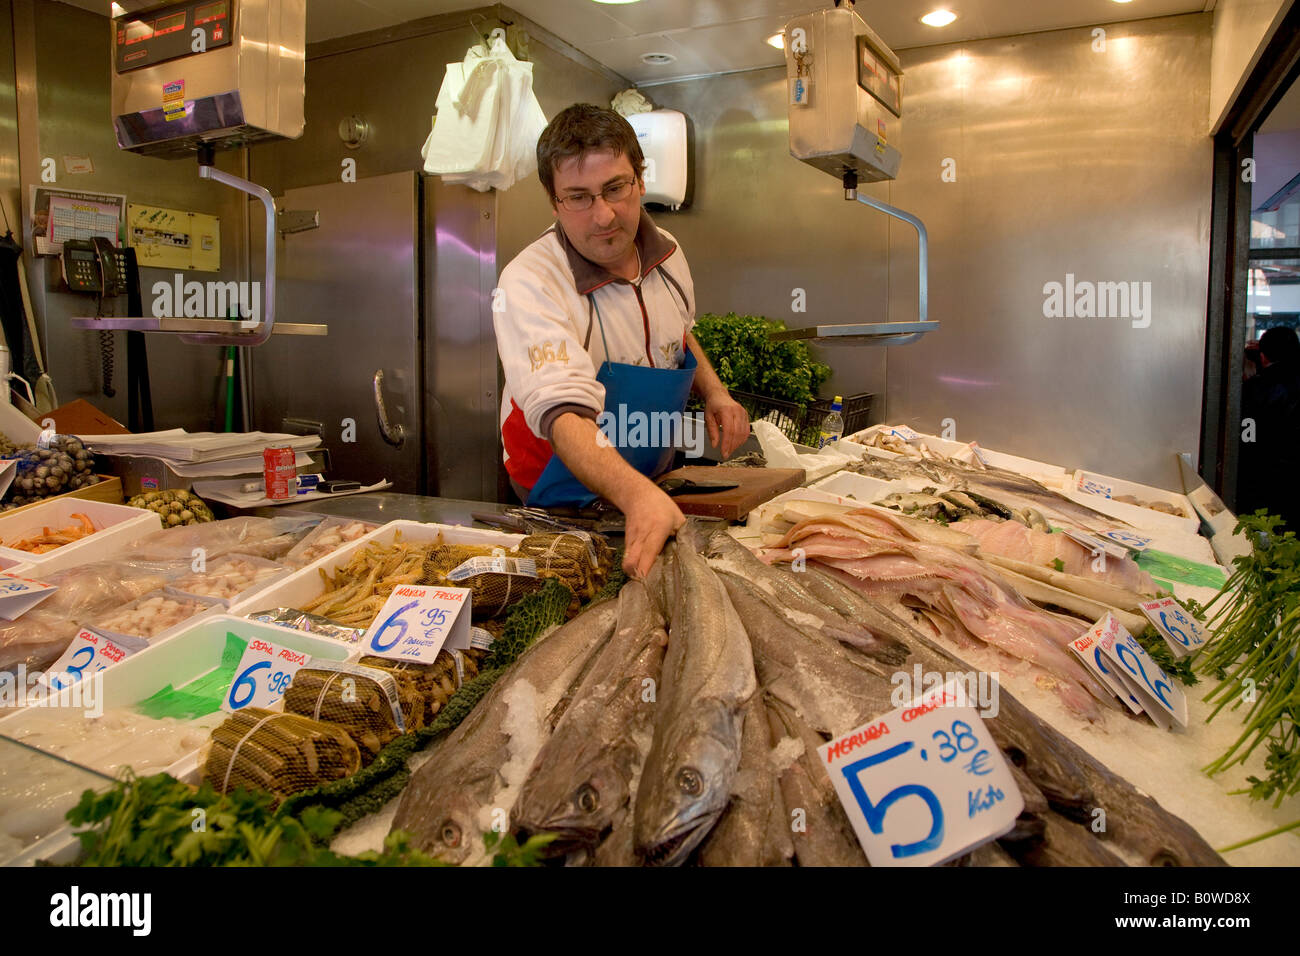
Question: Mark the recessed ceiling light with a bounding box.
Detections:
[591,0,643,5]
[641,52,676,65]
[766,31,785,50]
[921,10,958,27]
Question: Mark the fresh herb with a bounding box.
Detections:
[692,312,830,406]
[1192,511,1300,805]
[1136,626,1197,687]
[1051,558,1065,573]
[65,771,549,866]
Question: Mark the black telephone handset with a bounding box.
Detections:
[60,237,127,295]
[60,237,129,398]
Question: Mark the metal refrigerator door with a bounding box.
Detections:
[251,170,422,493]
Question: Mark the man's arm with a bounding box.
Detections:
[684,332,751,458]
[549,412,684,579]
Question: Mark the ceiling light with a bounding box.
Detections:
[921,10,958,27]
[641,52,676,65]
[110,2,126,15]
[590,0,643,4]
[1110,1,1133,3]
[767,31,785,50]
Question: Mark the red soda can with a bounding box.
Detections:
[263,446,296,500]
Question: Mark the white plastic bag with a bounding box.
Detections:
[422,34,547,192]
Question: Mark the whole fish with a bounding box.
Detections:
[1012,811,1129,867]
[707,531,909,666]
[389,598,619,863]
[512,580,668,855]
[765,694,867,867]
[633,522,757,866]
[698,694,793,867]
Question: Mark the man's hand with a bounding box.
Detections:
[705,392,751,459]
[620,484,686,579]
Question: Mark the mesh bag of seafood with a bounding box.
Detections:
[281,661,422,764]
[202,708,361,801]
[513,532,614,610]
[442,553,546,619]
[357,649,481,724]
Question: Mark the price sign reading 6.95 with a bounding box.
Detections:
[222,638,311,713]
[820,680,1023,867]
[363,585,471,664]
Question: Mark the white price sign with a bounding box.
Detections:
[1096,617,1188,729]
[0,572,57,620]
[363,585,471,663]
[1139,597,1207,659]
[1063,529,1129,562]
[1069,617,1144,714]
[222,638,311,713]
[885,425,921,442]
[1101,529,1153,552]
[43,628,142,691]
[820,681,1023,867]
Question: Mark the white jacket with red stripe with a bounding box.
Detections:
[494,210,696,491]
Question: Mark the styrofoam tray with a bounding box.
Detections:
[228,520,525,623]
[0,615,356,785]
[813,470,933,502]
[0,499,161,576]
[1073,469,1195,513]
[281,515,379,569]
[87,587,225,646]
[850,424,1069,480]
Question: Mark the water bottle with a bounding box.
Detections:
[818,396,844,449]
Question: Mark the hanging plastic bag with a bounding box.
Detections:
[423,32,546,192]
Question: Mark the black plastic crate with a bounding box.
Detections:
[730,390,874,447]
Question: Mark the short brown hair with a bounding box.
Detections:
[536,104,645,201]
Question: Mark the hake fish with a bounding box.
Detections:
[698,693,793,867]
[633,522,757,866]
[388,598,619,863]
[511,579,668,855]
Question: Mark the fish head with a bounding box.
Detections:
[514,749,635,853]
[636,699,740,867]
[407,788,486,865]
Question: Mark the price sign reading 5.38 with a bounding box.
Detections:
[222,639,311,713]
[820,681,1023,867]
[364,585,471,664]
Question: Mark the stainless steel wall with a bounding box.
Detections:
[252,8,622,500]
[18,1,248,430]
[650,13,1213,489]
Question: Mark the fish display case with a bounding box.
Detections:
[0,736,112,866]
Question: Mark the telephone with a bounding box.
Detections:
[60,237,131,397]
[60,237,127,295]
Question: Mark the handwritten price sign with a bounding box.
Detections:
[1139,597,1207,659]
[1069,617,1144,714]
[1095,615,1188,730]
[0,572,57,620]
[222,638,311,713]
[363,585,471,663]
[820,681,1023,867]
[43,628,141,691]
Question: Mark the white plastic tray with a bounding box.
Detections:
[0,615,356,784]
[228,520,525,624]
[87,587,225,646]
[1068,470,1199,535]
[168,553,291,608]
[0,499,161,576]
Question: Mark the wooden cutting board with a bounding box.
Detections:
[657,466,805,520]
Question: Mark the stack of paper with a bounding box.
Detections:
[78,430,321,463]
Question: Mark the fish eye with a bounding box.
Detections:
[440,822,462,848]
[576,784,599,813]
[677,767,702,795]
[1151,851,1181,867]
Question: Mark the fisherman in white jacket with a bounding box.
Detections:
[494,104,750,577]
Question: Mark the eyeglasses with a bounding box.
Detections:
[555,179,637,212]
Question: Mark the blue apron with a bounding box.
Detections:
[527,298,696,509]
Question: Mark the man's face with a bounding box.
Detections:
[551,149,646,269]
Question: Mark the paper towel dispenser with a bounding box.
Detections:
[628,109,691,210]
[111,0,305,158]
